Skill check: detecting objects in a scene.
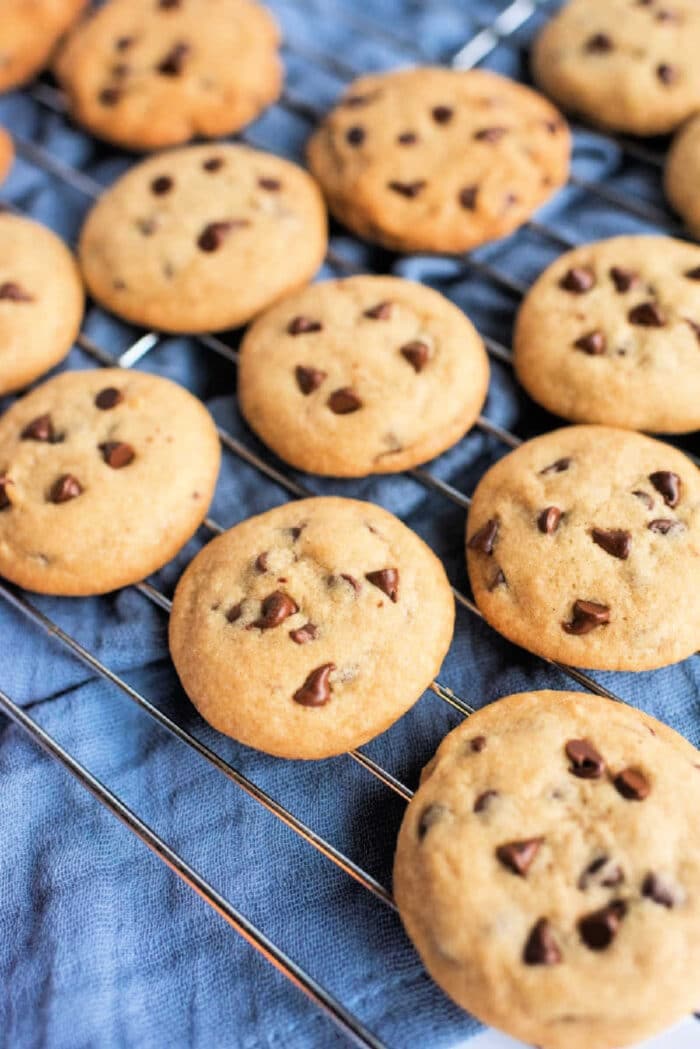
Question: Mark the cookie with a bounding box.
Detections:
[394,689,700,1049]
[0,368,220,595]
[54,0,281,151]
[514,235,700,433]
[238,276,489,477]
[665,114,700,238]
[0,127,14,186]
[78,144,327,333]
[169,496,455,759]
[465,425,700,671]
[532,0,700,136]
[306,67,570,254]
[0,213,84,395]
[0,0,86,94]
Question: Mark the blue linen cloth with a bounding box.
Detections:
[0,1,698,1047]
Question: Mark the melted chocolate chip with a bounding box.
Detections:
[0,475,12,510]
[685,266,700,280]
[339,573,361,593]
[633,489,654,510]
[586,32,613,51]
[387,180,426,198]
[431,105,453,124]
[151,175,173,195]
[252,591,299,629]
[496,837,543,877]
[418,803,447,839]
[574,330,606,355]
[610,266,638,292]
[400,340,430,372]
[255,552,269,573]
[328,388,362,414]
[657,62,677,84]
[197,220,248,252]
[21,414,55,442]
[115,35,134,51]
[649,470,681,507]
[563,600,611,635]
[99,441,135,469]
[642,873,677,908]
[523,919,562,966]
[628,301,665,326]
[295,365,326,395]
[49,474,83,504]
[488,568,506,591]
[560,267,595,293]
[613,767,650,801]
[473,789,498,813]
[365,568,399,602]
[0,281,33,302]
[95,387,123,410]
[470,735,487,753]
[565,739,605,779]
[99,86,122,106]
[364,301,392,320]
[157,41,190,75]
[293,663,334,707]
[579,901,627,951]
[203,156,224,172]
[346,125,365,146]
[578,856,624,891]
[540,457,571,475]
[648,518,685,535]
[458,185,478,210]
[538,506,562,534]
[467,518,498,555]
[474,126,507,142]
[290,623,317,645]
[288,315,323,335]
[258,176,281,190]
[397,131,418,145]
[226,603,243,623]
[591,528,631,560]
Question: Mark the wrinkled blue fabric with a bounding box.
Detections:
[0,1,698,1047]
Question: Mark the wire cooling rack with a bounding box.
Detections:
[1,1,699,1046]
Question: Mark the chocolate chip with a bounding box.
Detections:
[290,623,317,645]
[295,365,326,395]
[226,603,242,623]
[585,32,613,51]
[574,330,606,355]
[0,281,33,302]
[632,489,654,510]
[252,591,299,629]
[0,475,12,510]
[496,838,543,877]
[255,552,269,573]
[559,267,595,293]
[346,126,365,146]
[470,735,487,753]
[431,105,453,124]
[157,41,190,75]
[151,175,173,195]
[474,126,507,142]
[397,131,418,145]
[49,474,83,504]
[328,388,362,414]
[158,0,181,7]
[458,185,478,210]
[288,315,323,335]
[628,301,665,326]
[538,506,562,534]
[203,156,224,172]
[95,387,123,410]
[400,340,430,372]
[21,414,55,442]
[657,63,677,84]
[364,301,392,320]
[99,441,135,469]
[565,739,605,779]
[387,180,426,198]
[258,176,281,190]
[293,663,334,707]
[613,767,650,801]
[642,873,677,908]
[648,518,685,535]
[591,528,631,560]
[610,266,639,292]
[473,790,498,813]
[578,856,624,890]
[649,470,681,507]
[685,266,700,280]
[418,803,447,839]
[99,87,122,106]
[111,63,129,79]
[540,457,571,475]
[289,525,305,541]
[467,518,498,555]
[115,35,134,51]
[365,568,399,602]
[563,600,611,635]
[488,568,506,591]
[579,901,627,951]
[523,919,562,966]
[197,220,247,252]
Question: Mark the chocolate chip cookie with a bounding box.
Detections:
[532,0,700,135]
[665,115,700,237]
[0,212,84,395]
[0,0,86,94]
[78,144,327,333]
[306,67,570,254]
[238,276,489,477]
[0,368,220,595]
[465,425,700,670]
[514,235,700,433]
[169,497,455,759]
[394,689,700,1049]
[0,128,14,185]
[54,0,281,151]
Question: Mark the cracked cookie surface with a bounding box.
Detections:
[54,0,281,150]
[238,276,489,477]
[169,496,455,759]
[532,0,700,135]
[394,689,700,1049]
[514,235,700,433]
[0,368,220,595]
[306,67,570,254]
[78,144,327,333]
[0,0,86,94]
[465,426,700,670]
[0,213,84,395]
